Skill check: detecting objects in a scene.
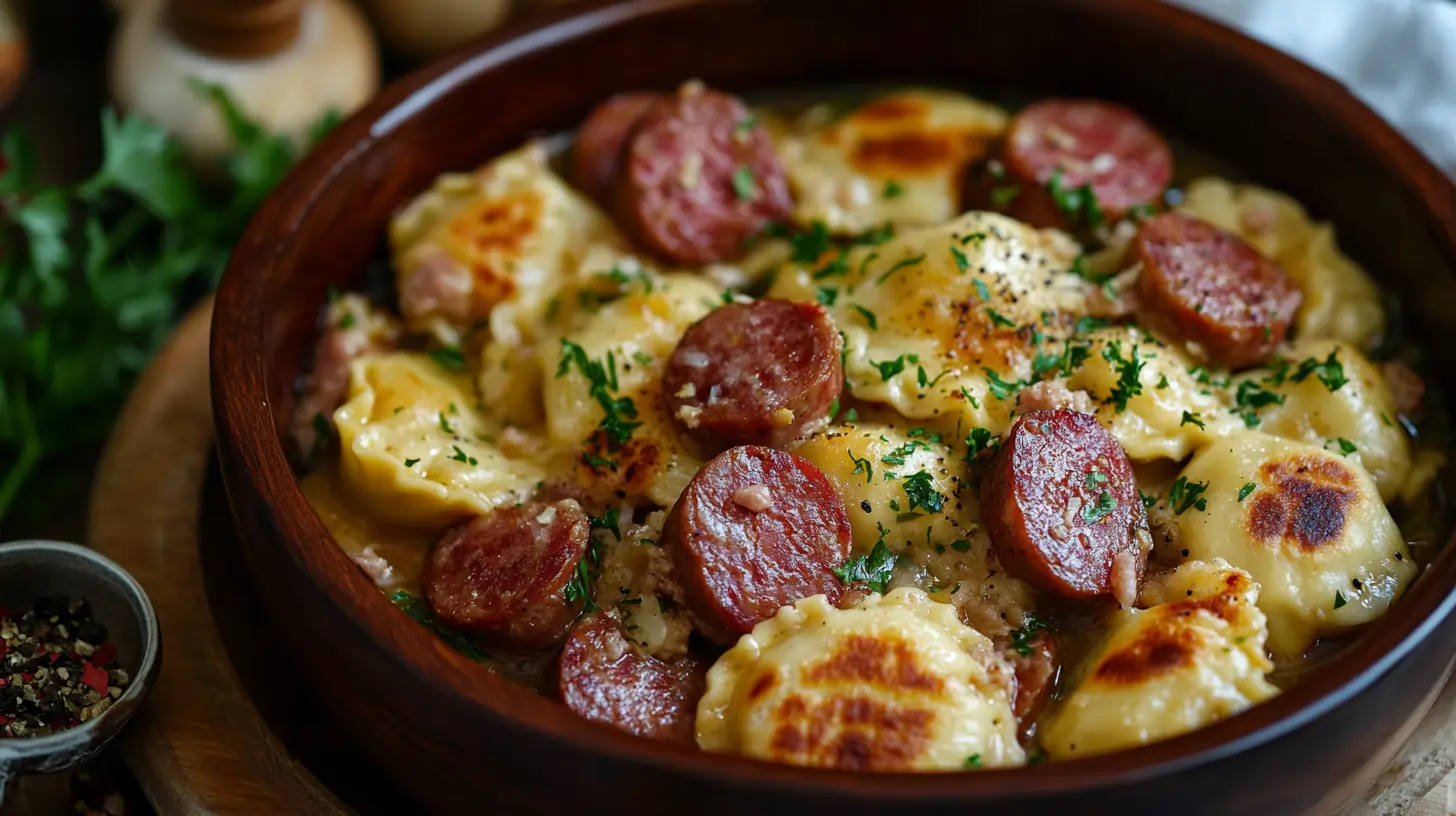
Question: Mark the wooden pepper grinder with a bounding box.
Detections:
[110,0,379,168]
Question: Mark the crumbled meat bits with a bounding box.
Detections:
[0,596,130,737]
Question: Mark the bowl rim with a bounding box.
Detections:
[212,0,1456,799]
[0,539,162,763]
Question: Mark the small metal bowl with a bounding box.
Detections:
[0,540,161,803]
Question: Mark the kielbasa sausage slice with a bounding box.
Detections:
[1132,212,1301,369]
[664,298,843,452]
[572,92,661,206]
[977,99,1172,229]
[663,445,853,644]
[980,409,1149,599]
[556,612,707,745]
[423,499,590,654]
[1002,631,1059,739]
[614,82,793,264]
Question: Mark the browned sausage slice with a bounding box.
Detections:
[571,92,661,206]
[663,445,852,644]
[1132,212,1301,368]
[663,299,843,452]
[980,409,1148,599]
[423,499,590,653]
[615,83,793,264]
[556,612,707,745]
[981,99,1172,229]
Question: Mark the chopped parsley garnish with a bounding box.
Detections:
[963,427,997,461]
[984,368,1026,401]
[1169,476,1209,514]
[429,345,467,372]
[1334,590,1348,610]
[337,311,357,330]
[731,166,759,201]
[449,445,478,466]
[990,184,1022,206]
[959,385,980,409]
[1010,613,1048,657]
[390,591,493,663]
[848,450,874,483]
[1032,340,1091,381]
[1238,482,1257,502]
[883,180,905,199]
[964,754,983,769]
[871,354,911,380]
[1047,169,1105,228]
[1231,379,1285,427]
[960,231,987,245]
[902,471,944,513]
[590,506,622,542]
[564,560,597,611]
[1291,350,1349,391]
[952,539,972,553]
[816,286,839,306]
[788,221,834,265]
[1081,491,1115,524]
[916,366,950,388]
[580,452,615,471]
[833,530,896,594]
[971,278,991,301]
[1180,410,1205,429]
[1073,315,1110,335]
[950,245,970,273]
[1156,373,1170,390]
[1140,490,1158,509]
[557,340,641,451]
[403,457,420,467]
[1102,341,1144,412]
[853,305,878,330]
[438,412,454,434]
[985,308,1017,329]
[1333,437,1358,456]
[1085,470,1108,490]
[631,351,653,366]
[875,253,927,286]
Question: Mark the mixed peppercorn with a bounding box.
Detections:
[0,596,129,738]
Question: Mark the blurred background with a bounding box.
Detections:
[0,0,1453,813]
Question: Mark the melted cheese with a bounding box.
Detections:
[768,212,1089,438]
[1173,432,1416,657]
[334,352,546,527]
[1178,177,1384,349]
[390,142,642,347]
[1233,339,1411,502]
[1042,558,1277,758]
[697,590,1024,770]
[778,90,1009,234]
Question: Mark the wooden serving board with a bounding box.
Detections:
[86,300,1456,815]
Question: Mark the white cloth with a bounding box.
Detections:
[1170,0,1456,177]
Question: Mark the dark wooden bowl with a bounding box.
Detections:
[210,0,1456,812]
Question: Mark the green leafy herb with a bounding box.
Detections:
[964,754,983,769]
[990,185,1022,206]
[564,559,598,612]
[875,253,926,286]
[959,385,980,409]
[902,471,944,513]
[1047,169,1105,228]
[950,245,970,273]
[1010,613,1048,657]
[731,166,759,201]
[883,180,905,200]
[390,591,493,663]
[951,539,972,553]
[1291,350,1349,391]
[1082,491,1117,523]
[984,368,1026,401]
[1102,341,1144,412]
[916,366,949,388]
[429,345,467,372]
[816,286,839,306]
[985,308,1016,329]
[1334,590,1347,610]
[1238,482,1257,502]
[557,340,641,450]
[960,231,987,245]
[848,450,874,483]
[1333,437,1357,456]
[871,355,909,381]
[1180,410,1205,429]
[1169,476,1209,514]
[852,304,878,330]
[1073,315,1110,335]
[963,427,997,461]
[832,530,897,594]
[1232,378,1285,427]
[449,445,478,466]
[0,83,339,524]
[590,505,622,543]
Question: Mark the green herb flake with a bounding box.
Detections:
[389,591,494,663]
[731,165,759,201]
[848,451,875,483]
[1082,491,1117,523]
[1333,437,1357,456]
[429,345,467,372]
[1010,613,1048,657]
[1169,476,1210,515]
[902,471,944,514]
[990,184,1022,206]
[963,427,997,461]
[1238,482,1257,502]
[1180,410,1205,429]
[882,180,905,200]
[964,754,983,769]
[832,530,897,594]
[1334,590,1348,610]
[985,308,1017,329]
[950,245,970,273]
[951,539,972,553]
[1047,168,1105,228]
[871,355,909,381]
[816,286,839,306]
[852,304,879,330]
[557,339,642,451]
[1291,350,1349,391]
[875,253,927,286]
